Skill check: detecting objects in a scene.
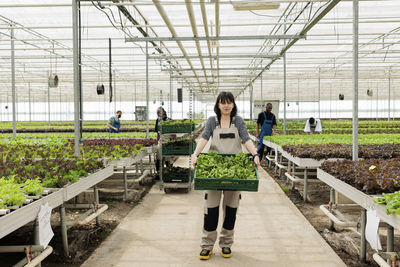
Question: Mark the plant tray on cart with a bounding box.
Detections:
[158,122,195,133]
[162,143,196,155]
[162,167,193,183]
[194,153,259,192]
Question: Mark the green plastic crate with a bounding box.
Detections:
[162,143,196,155]
[158,123,195,134]
[162,169,193,183]
[194,154,259,192]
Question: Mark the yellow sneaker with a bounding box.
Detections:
[199,249,213,260]
[221,247,232,258]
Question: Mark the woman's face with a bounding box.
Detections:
[219,100,234,116]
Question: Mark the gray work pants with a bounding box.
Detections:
[201,190,241,250]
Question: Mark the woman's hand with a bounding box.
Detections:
[191,153,198,168]
[253,154,260,168]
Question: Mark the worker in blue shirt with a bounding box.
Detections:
[256,103,277,161]
[107,110,122,133]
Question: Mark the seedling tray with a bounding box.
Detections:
[158,123,195,134]
[162,169,193,183]
[162,143,196,155]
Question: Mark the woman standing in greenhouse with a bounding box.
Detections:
[192,91,260,260]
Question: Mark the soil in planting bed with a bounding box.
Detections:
[0,184,153,267]
[262,163,400,267]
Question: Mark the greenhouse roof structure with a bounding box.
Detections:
[0,0,399,104]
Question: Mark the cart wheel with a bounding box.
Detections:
[183,188,189,193]
[164,188,170,194]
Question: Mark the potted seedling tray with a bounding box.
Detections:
[162,167,193,183]
[162,143,196,155]
[194,153,259,192]
[158,123,195,134]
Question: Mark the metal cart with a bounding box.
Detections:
[158,88,194,193]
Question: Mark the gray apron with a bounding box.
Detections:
[201,116,243,250]
[209,116,243,154]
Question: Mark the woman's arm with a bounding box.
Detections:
[244,139,260,167]
[191,137,209,167]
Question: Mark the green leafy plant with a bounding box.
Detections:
[196,152,256,180]
[374,191,400,215]
[23,178,44,196]
[0,177,26,207]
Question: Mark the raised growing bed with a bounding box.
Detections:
[282,144,400,160]
[320,158,400,194]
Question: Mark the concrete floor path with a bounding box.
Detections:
[82,157,346,267]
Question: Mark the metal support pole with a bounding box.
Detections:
[388,71,391,123]
[60,205,69,257]
[250,83,253,120]
[387,225,394,253]
[48,82,50,126]
[318,68,321,119]
[329,188,335,230]
[360,208,366,262]
[145,25,149,139]
[134,81,136,120]
[352,0,359,161]
[123,166,128,201]
[303,168,308,202]
[72,0,80,157]
[376,86,379,121]
[109,38,112,106]
[11,25,16,139]
[34,218,42,267]
[181,83,184,119]
[114,70,116,113]
[169,72,173,119]
[60,86,62,122]
[28,83,32,123]
[297,79,300,119]
[283,19,287,135]
[78,1,83,141]
[93,186,100,225]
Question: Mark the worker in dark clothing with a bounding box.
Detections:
[107,111,122,133]
[155,107,168,136]
[155,107,170,180]
[256,103,277,161]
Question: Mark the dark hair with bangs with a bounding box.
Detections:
[214,91,237,120]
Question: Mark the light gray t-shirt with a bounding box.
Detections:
[201,116,250,144]
[108,116,120,125]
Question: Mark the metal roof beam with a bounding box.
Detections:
[163,67,265,71]
[149,54,280,59]
[126,35,305,42]
[239,0,341,97]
